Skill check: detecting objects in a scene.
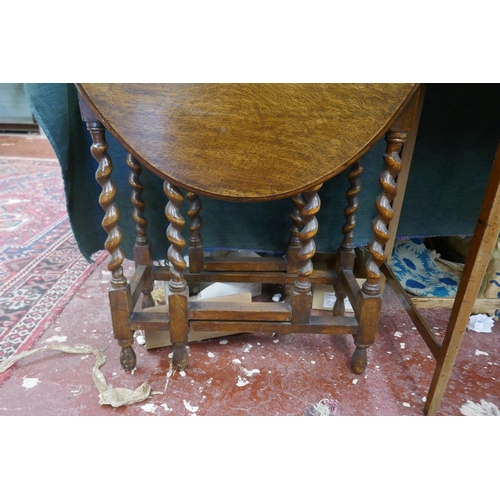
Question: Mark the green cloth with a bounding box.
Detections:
[24,83,500,262]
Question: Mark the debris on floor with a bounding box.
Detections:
[459,399,500,416]
[304,398,341,416]
[467,314,495,333]
[0,344,151,408]
[22,377,40,389]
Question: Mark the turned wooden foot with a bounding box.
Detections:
[172,343,189,370]
[350,345,368,374]
[120,345,137,372]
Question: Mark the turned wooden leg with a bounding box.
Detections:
[87,121,136,372]
[333,160,363,317]
[165,182,189,370]
[292,184,322,323]
[187,191,204,273]
[128,153,154,308]
[286,193,305,273]
[351,131,406,374]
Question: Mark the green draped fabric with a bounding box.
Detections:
[24,83,500,262]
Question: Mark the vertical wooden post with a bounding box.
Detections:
[333,160,363,317]
[164,181,189,370]
[128,153,154,308]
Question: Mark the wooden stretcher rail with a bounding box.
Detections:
[188,300,292,321]
[203,256,288,272]
[189,316,359,335]
[151,266,337,285]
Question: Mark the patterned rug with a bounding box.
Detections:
[0,157,105,368]
[390,237,460,297]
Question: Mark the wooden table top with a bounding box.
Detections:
[77,83,419,201]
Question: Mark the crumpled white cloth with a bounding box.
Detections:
[467,314,495,333]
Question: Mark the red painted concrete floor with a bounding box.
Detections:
[1,133,499,417]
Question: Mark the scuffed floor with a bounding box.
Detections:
[1,256,499,416]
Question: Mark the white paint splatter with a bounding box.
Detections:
[141,403,158,413]
[422,397,427,402]
[400,343,406,349]
[22,378,40,389]
[273,339,279,343]
[394,331,403,338]
[179,370,187,377]
[207,351,215,358]
[402,402,411,407]
[243,343,253,352]
[311,360,316,365]
[352,379,358,385]
[45,336,67,343]
[183,400,199,412]
[236,376,249,387]
[241,368,260,377]
[161,403,172,412]
[207,378,213,384]
[219,339,228,345]
[168,352,173,359]
[232,358,242,364]
[387,351,392,354]
[136,334,146,345]
[475,350,489,356]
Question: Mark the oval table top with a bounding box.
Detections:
[77,83,419,201]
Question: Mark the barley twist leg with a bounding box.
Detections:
[164,182,189,370]
[128,153,154,308]
[88,121,136,372]
[351,131,407,374]
[333,160,363,316]
[292,184,322,323]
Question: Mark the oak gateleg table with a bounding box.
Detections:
[76,83,431,397]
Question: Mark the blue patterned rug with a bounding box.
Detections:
[390,238,460,297]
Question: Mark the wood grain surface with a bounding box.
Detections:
[77,83,418,201]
